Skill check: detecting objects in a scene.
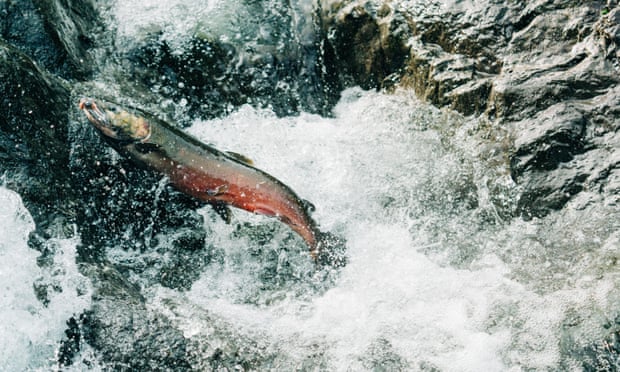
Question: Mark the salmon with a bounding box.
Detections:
[78,98,327,259]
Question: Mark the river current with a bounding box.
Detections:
[3,0,620,370]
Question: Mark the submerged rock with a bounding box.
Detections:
[318,1,411,89]
[78,264,192,370]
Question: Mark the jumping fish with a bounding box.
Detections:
[78,98,329,259]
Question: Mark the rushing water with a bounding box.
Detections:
[4,0,620,370]
[0,188,92,371]
[150,89,618,370]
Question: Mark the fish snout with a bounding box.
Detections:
[78,98,102,115]
[79,98,101,113]
[79,98,117,138]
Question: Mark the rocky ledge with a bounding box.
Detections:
[319,0,620,218]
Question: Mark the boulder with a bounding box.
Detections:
[77,264,192,370]
[0,0,102,79]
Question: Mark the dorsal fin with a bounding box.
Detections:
[301,199,316,213]
[225,151,254,166]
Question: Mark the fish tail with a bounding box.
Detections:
[313,230,347,268]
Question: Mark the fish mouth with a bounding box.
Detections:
[79,98,107,124]
[79,98,118,139]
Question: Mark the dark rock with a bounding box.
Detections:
[319,0,506,114]
[0,41,75,230]
[489,53,616,123]
[67,130,210,289]
[507,60,620,216]
[511,104,587,178]
[561,313,620,371]
[33,0,103,79]
[58,315,82,367]
[580,331,620,371]
[0,0,103,79]
[319,1,411,90]
[79,264,192,370]
[510,104,590,217]
[320,0,619,217]
[186,327,278,371]
[75,264,289,371]
[124,34,241,121]
[120,0,339,119]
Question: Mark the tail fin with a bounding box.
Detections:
[314,231,347,268]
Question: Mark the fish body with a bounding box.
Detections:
[79,98,321,257]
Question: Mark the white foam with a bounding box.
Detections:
[143,88,616,370]
[113,0,220,37]
[0,187,91,370]
[112,0,266,53]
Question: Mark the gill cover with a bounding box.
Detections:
[79,98,151,142]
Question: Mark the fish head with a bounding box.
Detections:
[79,98,151,142]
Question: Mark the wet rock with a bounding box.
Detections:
[560,312,620,371]
[0,41,75,229]
[58,315,82,367]
[319,0,507,112]
[509,81,620,217]
[186,324,278,371]
[511,104,587,178]
[581,329,620,371]
[0,0,103,79]
[323,0,619,216]
[78,264,192,370]
[319,1,411,90]
[157,294,302,371]
[120,0,339,119]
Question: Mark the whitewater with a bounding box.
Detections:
[4,86,618,371]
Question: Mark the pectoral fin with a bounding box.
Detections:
[206,184,229,197]
[210,201,232,224]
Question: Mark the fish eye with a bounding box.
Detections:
[83,100,93,108]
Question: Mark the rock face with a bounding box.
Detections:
[0,0,101,79]
[319,0,620,218]
[0,41,73,230]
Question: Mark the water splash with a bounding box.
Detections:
[131,88,619,369]
[0,187,92,370]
